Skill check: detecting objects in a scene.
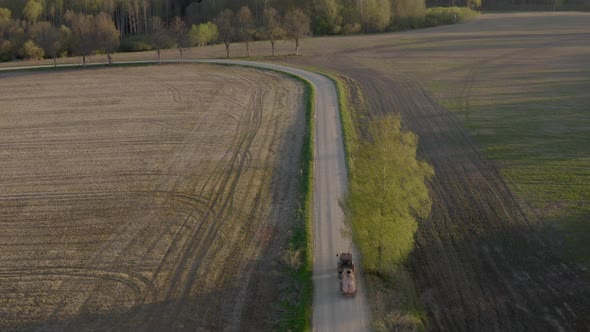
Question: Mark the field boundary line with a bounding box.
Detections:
[0,59,319,331]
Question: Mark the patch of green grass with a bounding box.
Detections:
[276,75,314,331]
[300,66,428,331]
[435,74,590,266]
[360,35,589,266]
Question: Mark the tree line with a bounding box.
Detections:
[0,1,314,63]
[0,0,446,63]
[3,0,585,63]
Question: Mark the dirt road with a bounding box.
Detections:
[192,60,371,331]
[273,14,590,330]
[3,13,588,330]
[0,60,371,330]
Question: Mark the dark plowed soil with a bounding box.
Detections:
[0,65,305,330]
[276,13,590,331]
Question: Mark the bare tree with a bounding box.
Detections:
[150,16,172,64]
[95,12,119,65]
[215,9,234,58]
[23,0,43,24]
[65,11,95,67]
[141,0,150,33]
[33,21,59,67]
[236,6,255,57]
[284,9,311,56]
[170,16,188,62]
[263,7,284,56]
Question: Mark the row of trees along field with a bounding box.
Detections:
[0,0,441,36]
[0,0,474,62]
[2,0,587,62]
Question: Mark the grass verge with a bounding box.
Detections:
[276,75,314,331]
[301,66,428,331]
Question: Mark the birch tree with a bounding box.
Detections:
[65,11,95,66]
[284,8,310,56]
[263,7,284,56]
[170,16,187,62]
[343,115,434,272]
[215,9,234,58]
[236,6,255,57]
[95,12,119,65]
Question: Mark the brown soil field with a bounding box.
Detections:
[0,64,305,330]
[279,13,590,331]
[2,11,589,331]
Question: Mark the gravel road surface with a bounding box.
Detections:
[195,60,371,332]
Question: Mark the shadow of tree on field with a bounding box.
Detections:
[10,289,234,331]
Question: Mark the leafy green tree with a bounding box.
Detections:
[0,39,14,61]
[19,39,44,59]
[0,7,11,22]
[467,0,482,9]
[262,7,284,56]
[284,8,311,55]
[189,21,218,47]
[362,0,391,32]
[391,0,426,29]
[0,8,11,42]
[343,115,434,272]
[314,0,341,34]
[23,0,43,24]
[1,19,26,60]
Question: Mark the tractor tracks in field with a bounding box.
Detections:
[339,62,589,330]
[35,73,232,324]
[0,62,306,330]
[0,267,154,304]
[157,81,184,104]
[143,77,267,330]
[293,42,589,328]
[439,35,581,115]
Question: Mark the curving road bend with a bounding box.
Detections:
[0,60,371,331]
[191,59,370,332]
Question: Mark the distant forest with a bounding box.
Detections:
[0,0,588,62]
[1,0,587,38]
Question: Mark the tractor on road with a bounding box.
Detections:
[337,252,357,296]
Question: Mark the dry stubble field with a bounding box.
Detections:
[1,12,589,331]
[0,64,305,330]
[280,13,590,330]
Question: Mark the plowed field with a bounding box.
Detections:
[276,12,590,331]
[0,64,305,330]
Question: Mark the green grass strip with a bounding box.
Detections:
[325,74,358,171]
[265,72,313,332]
[215,66,315,331]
